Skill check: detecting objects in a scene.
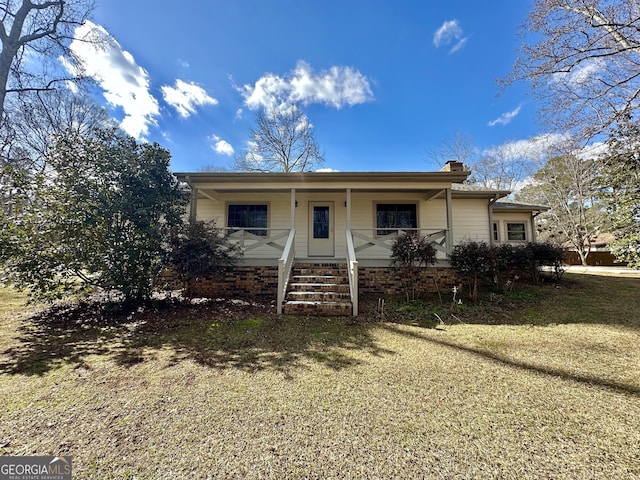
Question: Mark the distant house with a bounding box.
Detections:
[175,162,545,316]
[563,232,621,266]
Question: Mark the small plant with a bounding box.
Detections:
[390,233,437,301]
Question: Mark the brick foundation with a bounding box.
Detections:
[358,266,458,296]
[156,266,279,299]
[162,265,458,302]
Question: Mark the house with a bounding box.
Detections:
[175,162,544,316]
[563,232,622,266]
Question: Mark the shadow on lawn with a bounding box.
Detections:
[381,324,640,397]
[0,300,394,376]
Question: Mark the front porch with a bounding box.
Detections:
[222,225,454,316]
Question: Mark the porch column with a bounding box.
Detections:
[290,188,296,228]
[488,197,496,246]
[188,177,197,223]
[445,188,453,255]
[346,188,352,230]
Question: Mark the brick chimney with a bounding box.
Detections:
[440,160,464,172]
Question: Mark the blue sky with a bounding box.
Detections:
[68,0,551,172]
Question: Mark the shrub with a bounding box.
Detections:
[451,241,565,301]
[450,241,493,302]
[524,242,564,282]
[167,221,239,296]
[390,233,437,300]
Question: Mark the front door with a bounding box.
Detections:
[308,202,334,257]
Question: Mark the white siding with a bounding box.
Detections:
[196,192,292,259]
[452,199,491,244]
[194,189,496,260]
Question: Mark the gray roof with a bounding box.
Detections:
[493,200,549,211]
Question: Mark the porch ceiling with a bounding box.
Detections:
[194,186,509,201]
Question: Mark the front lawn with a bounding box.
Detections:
[1,274,639,479]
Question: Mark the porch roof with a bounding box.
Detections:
[175,170,472,195]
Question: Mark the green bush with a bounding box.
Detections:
[390,233,437,300]
[167,221,239,296]
[451,241,564,301]
[450,241,493,301]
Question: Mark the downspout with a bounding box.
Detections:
[290,188,296,229]
[531,210,542,243]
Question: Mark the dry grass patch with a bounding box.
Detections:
[0,275,639,479]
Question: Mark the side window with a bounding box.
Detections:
[227,204,268,236]
[506,222,526,241]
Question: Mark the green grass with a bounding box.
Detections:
[0,288,29,316]
[0,275,639,479]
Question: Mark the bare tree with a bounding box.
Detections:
[468,143,538,191]
[1,89,111,215]
[7,88,111,169]
[517,154,606,265]
[234,106,324,172]
[426,130,478,169]
[0,0,94,125]
[503,0,640,140]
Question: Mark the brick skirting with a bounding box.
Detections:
[162,265,458,301]
[358,266,458,296]
[158,266,279,299]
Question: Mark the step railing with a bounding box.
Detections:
[277,228,296,315]
[346,229,359,316]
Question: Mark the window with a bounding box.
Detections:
[376,203,417,235]
[493,222,499,242]
[227,204,268,236]
[506,222,526,241]
[313,206,330,239]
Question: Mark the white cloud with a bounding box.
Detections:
[315,168,340,172]
[161,79,218,118]
[483,133,571,162]
[433,19,468,54]
[210,135,234,156]
[575,141,609,159]
[240,61,373,111]
[553,58,605,86]
[488,104,522,127]
[62,21,159,139]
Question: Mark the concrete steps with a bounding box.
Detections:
[282,262,353,316]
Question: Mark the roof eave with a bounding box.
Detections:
[174,171,471,185]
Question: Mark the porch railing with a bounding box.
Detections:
[277,228,296,315]
[345,229,359,316]
[350,228,451,256]
[224,228,290,255]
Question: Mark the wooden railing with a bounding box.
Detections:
[345,229,359,316]
[350,228,450,256]
[277,228,296,315]
[224,228,290,255]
